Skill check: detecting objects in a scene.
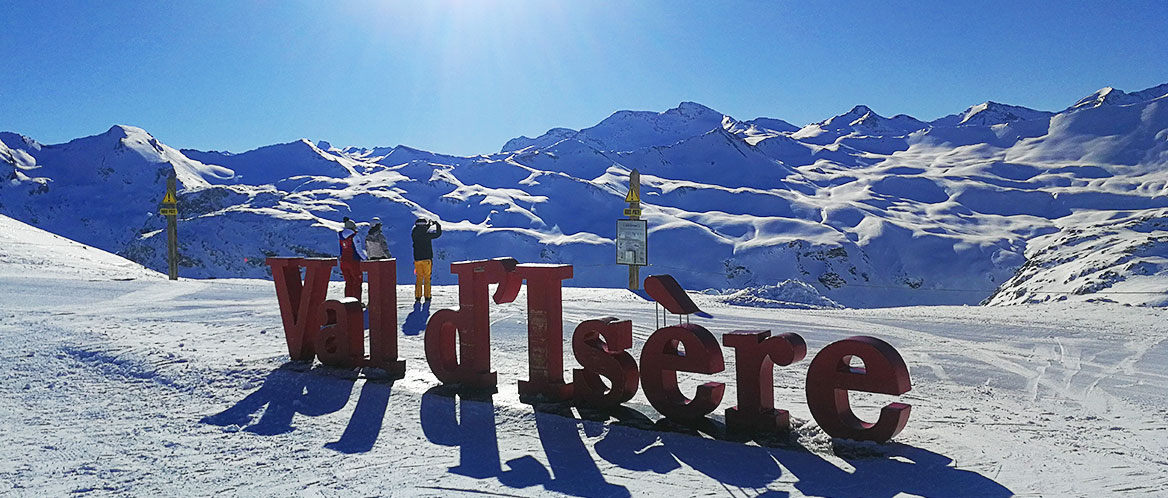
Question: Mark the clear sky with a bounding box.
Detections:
[2,1,1167,156]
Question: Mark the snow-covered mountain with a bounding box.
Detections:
[791,105,929,145]
[930,101,1054,128]
[502,101,729,153]
[4,83,1168,307]
[1,125,232,253]
[180,139,363,185]
[1067,83,1168,111]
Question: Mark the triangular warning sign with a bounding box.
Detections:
[624,169,641,203]
[162,191,177,205]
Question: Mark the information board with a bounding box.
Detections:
[615,219,648,266]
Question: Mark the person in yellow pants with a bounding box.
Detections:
[411,218,442,302]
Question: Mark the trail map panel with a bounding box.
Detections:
[616,219,647,266]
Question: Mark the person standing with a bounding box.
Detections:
[366,217,391,260]
[338,217,367,300]
[411,218,442,302]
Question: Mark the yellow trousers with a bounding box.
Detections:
[414,259,433,299]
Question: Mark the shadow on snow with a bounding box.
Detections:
[203,364,1013,498]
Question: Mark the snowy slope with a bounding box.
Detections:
[180,139,361,185]
[0,213,162,280]
[983,210,1168,306]
[2,224,1167,496]
[4,83,1168,308]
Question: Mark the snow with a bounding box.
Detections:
[0,214,162,281]
[984,209,1168,307]
[3,216,1168,496]
[4,83,1168,310]
[930,101,1054,128]
[716,280,843,309]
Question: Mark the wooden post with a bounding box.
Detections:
[162,173,179,280]
[626,169,641,290]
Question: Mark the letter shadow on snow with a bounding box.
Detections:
[420,387,630,498]
[420,389,1012,498]
[201,362,395,454]
[402,301,431,336]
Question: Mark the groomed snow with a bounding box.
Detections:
[2,216,1166,496]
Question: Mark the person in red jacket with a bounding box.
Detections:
[338,217,368,300]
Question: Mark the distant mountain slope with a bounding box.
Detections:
[502,101,729,153]
[791,105,928,145]
[1,125,233,254]
[180,139,360,185]
[4,82,1168,307]
[1067,83,1168,111]
[983,211,1168,307]
[931,102,1054,128]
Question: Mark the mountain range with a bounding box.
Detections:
[3,83,1167,307]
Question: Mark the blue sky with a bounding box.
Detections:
[2,1,1166,156]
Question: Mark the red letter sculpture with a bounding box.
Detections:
[515,264,574,402]
[267,257,335,362]
[723,330,807,434]
[805,336,912,442]
[572,318,639,410]
[316,298,365,367]
[643,274,702,315]
[424,258,521,391]
[362,259,405,376]
[640,324,725,423]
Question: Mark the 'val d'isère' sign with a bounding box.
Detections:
[266,257,913,443]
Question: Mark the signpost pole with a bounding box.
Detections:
[162,173,179,281]
[626,169,641,290]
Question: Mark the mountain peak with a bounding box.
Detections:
[821,105,879,127]
[932,101,1053,127]
[0,132,42,153]
[558,102,730,153]
[1069,83,1168,111]
[669,101,720,117]
[103,124,150,139]
[793,105,926,142]
[848,105,874,115]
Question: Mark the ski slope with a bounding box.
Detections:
[2,215,1166,496]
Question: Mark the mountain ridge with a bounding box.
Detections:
[4,82,1168,307]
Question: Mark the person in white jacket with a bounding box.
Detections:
[366,217,391,260]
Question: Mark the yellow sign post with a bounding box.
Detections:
[618,169,645,290]
[160,173,179,280]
